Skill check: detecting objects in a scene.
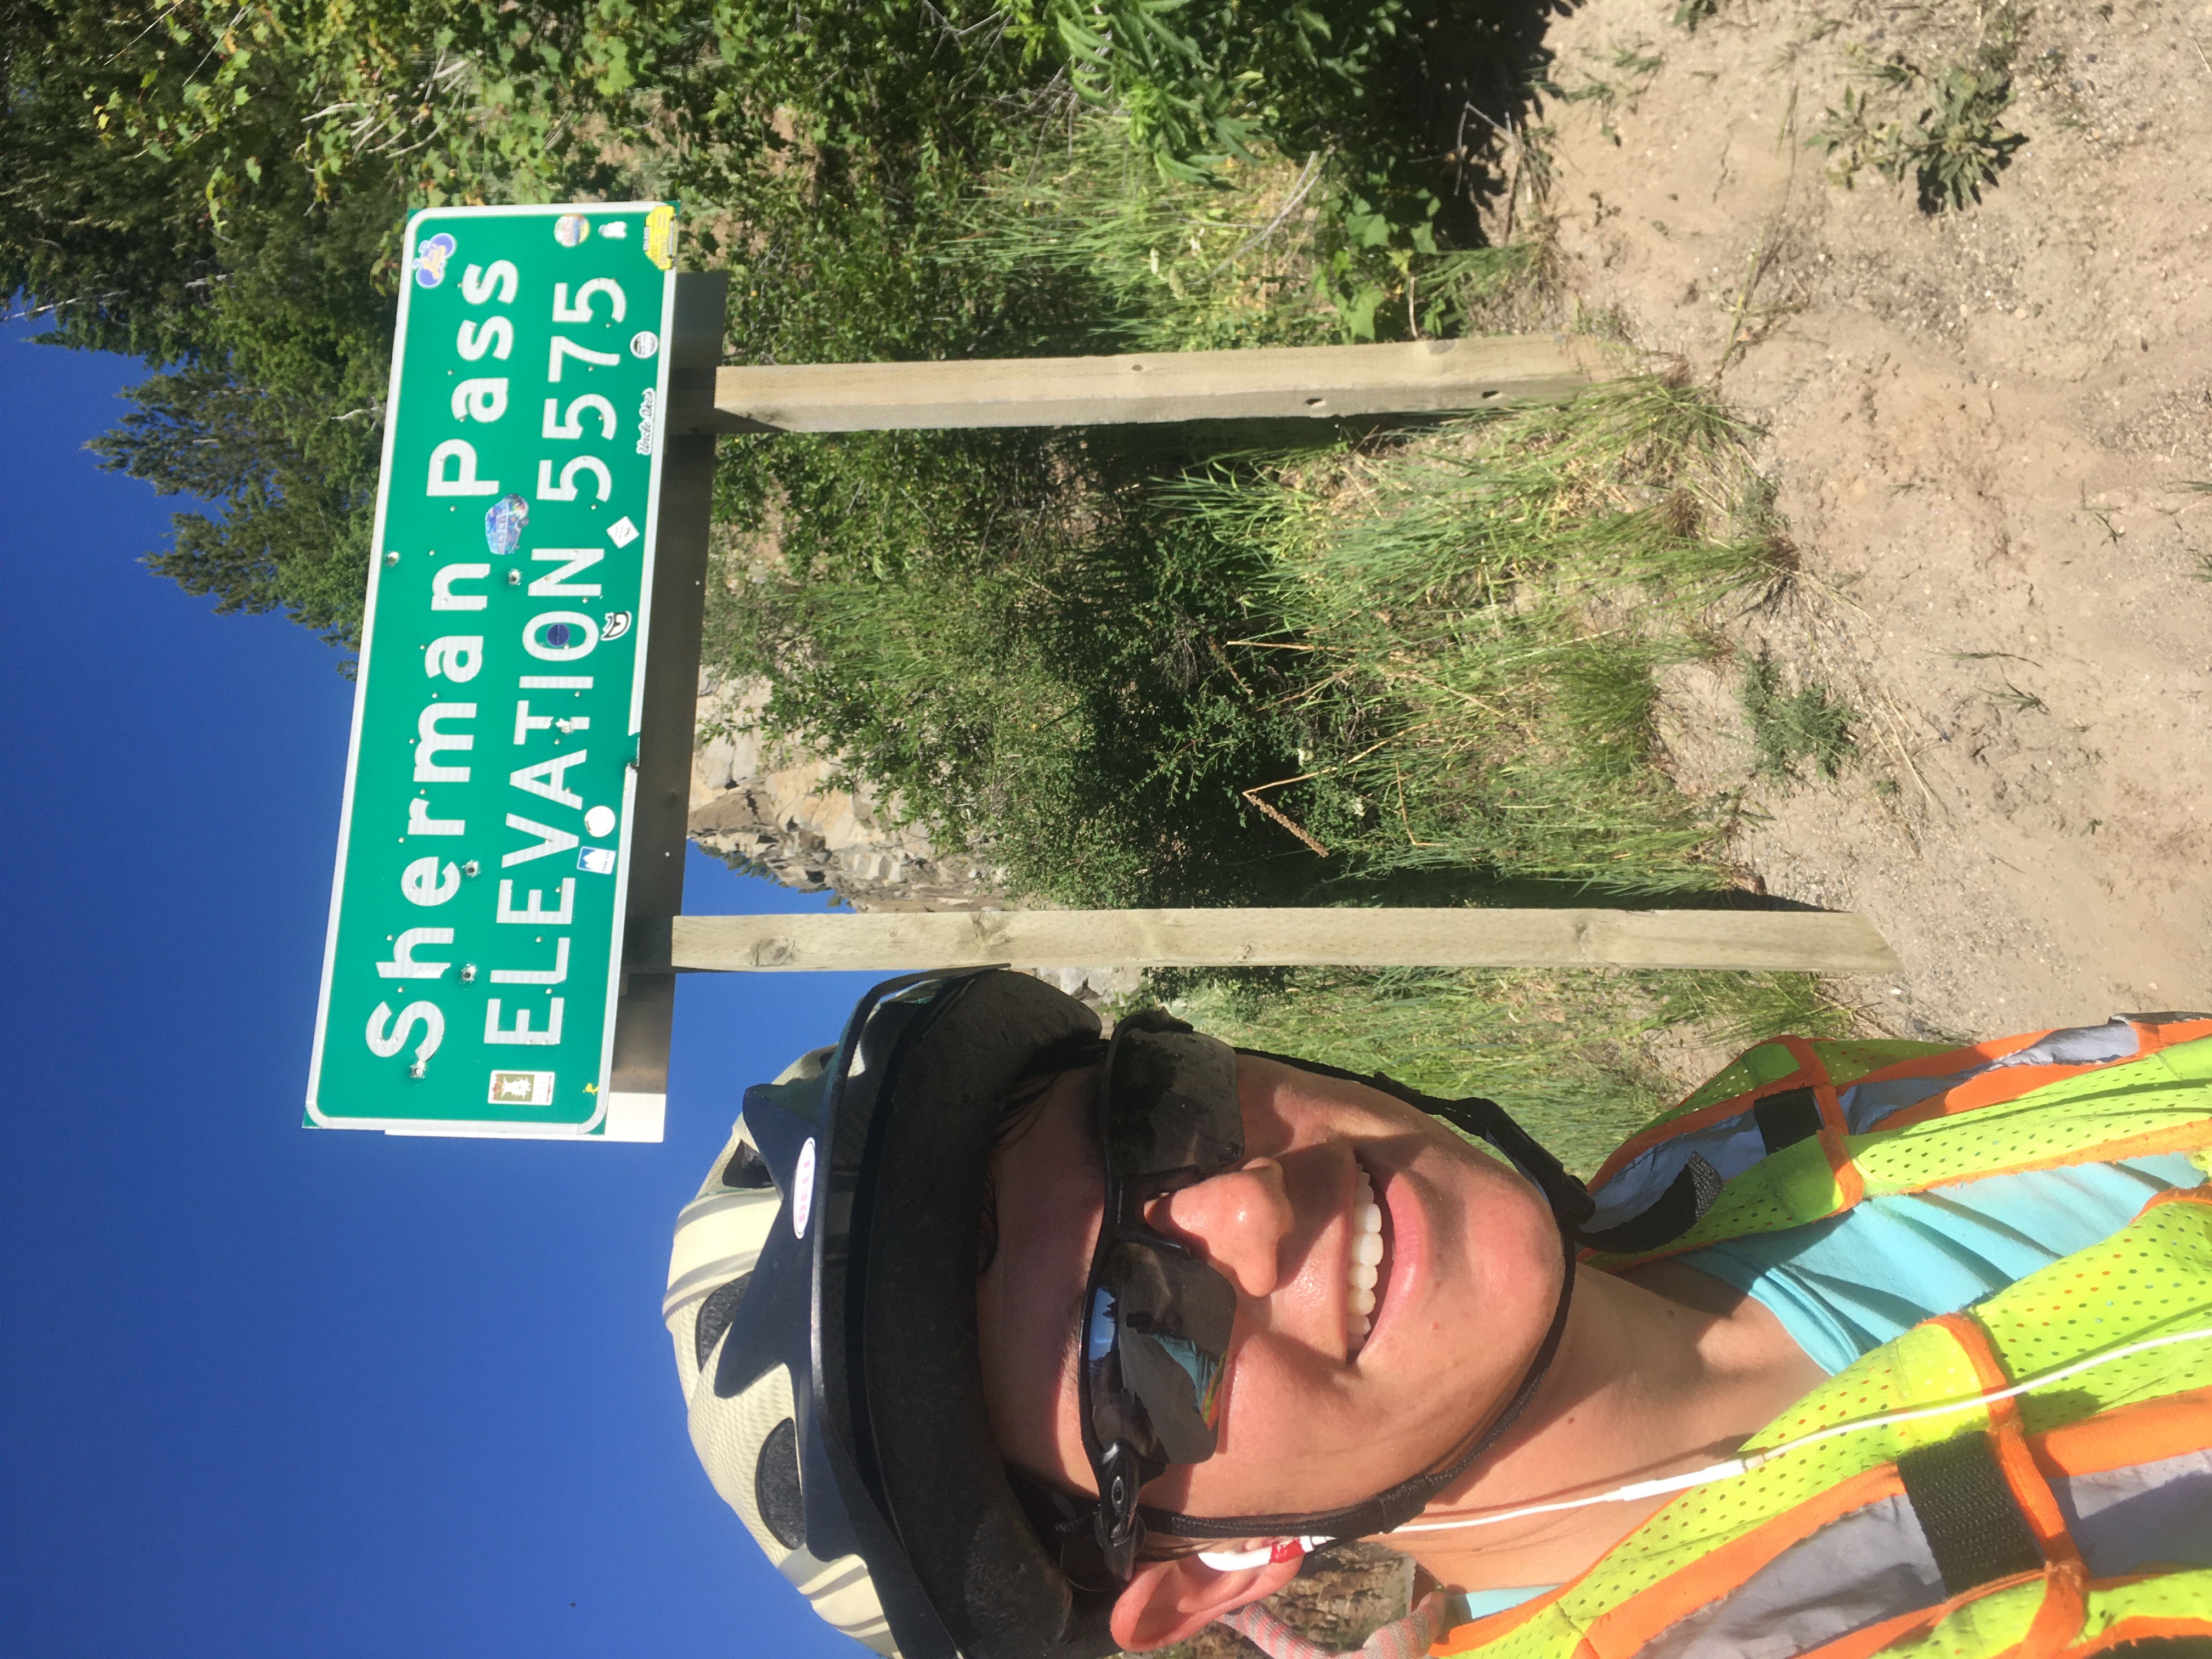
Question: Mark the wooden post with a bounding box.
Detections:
[708,336,1596,432]
[669,330,1902,997]
[656,909,1900,976]
[605,271,728,1123]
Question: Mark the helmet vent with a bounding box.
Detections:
[693,1273,751,1370]
[755,1418,806,1550]
[721,1142,774,1191]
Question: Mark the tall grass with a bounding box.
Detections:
[950,119,1558,351]
[1164,377,1797,893]
[704,125,1798,911]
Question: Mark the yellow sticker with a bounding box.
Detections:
[644,204,678,270]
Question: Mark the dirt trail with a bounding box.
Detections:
[1525,0,2212,1035]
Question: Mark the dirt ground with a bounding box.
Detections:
[1520,0,2212,1039]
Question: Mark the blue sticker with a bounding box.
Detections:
[483,493,528,557]
[414,232,457,289]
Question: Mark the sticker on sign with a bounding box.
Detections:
[489,1071,558,1107]
[305,202,678,1138]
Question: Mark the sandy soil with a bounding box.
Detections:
[1517,0,2212,1037]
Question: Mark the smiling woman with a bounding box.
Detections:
[664,973,2212,1659]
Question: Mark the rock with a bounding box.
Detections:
[686,675,1136,1010]
[1128,1543,1417,1658]
[687,674,1008,911]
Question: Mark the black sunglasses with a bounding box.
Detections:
[1076,1009,1248,1581]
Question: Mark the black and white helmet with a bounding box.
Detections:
[664,969,1120,1659]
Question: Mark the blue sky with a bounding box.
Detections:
[1,317,878,1658]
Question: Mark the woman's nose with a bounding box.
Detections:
[1148,1159,1293,1300]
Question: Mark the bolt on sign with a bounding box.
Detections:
[307,202,680,1139]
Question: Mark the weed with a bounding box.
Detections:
[1141,376,1794,893]
[1909,66,2029,210]
[1739,651,1857,782]
[1812,53,2027,212]
[1988,682,2049,714]
[1672,0,1722,32]
[2068,490,2128,550]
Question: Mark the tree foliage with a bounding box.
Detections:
[5,0,1530,646]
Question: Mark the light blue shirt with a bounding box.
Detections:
[1676,1154,2203,1374]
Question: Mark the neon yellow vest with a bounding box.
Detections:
[1435,1014,2212,1659]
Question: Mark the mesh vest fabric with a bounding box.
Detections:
[1431,1018,2212,1659]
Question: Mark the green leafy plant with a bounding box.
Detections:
[1906,65,2029,211]
[1739,651,1856,782]
[1812,42,2027,212]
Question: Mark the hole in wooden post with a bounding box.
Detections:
[1305,397,1325,408]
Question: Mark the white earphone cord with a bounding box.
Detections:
[1390,1323,2212,1536]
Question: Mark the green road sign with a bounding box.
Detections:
[308,202,681,1138]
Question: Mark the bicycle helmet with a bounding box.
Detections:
[664,968,1717,1657]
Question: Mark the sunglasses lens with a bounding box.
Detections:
[1085,1239,1237,1466]
[1104,1022,1243,1182]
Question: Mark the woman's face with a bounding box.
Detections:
[974,1054,1565,1525]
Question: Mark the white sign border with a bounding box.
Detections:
[304,201,678,1137]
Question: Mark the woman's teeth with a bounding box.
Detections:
[1350,1169,1385,1350]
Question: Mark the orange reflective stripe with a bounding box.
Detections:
[1792,1598,1977,1659]
[1595,1023,2212,1188]
[2135,1017,2212,1052]
[1849,1022,2212,1136]
[1579,1465,1905,1658]
[1787,1572,2060,1659]
[1878,1063,2122,1133]
[2031,1386,2212,1479]
[1926,1314,2087,1653]
[1927,1316,2076,1559]
[1792,1605,1940,1659]
[2024,1566,2088,1653]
